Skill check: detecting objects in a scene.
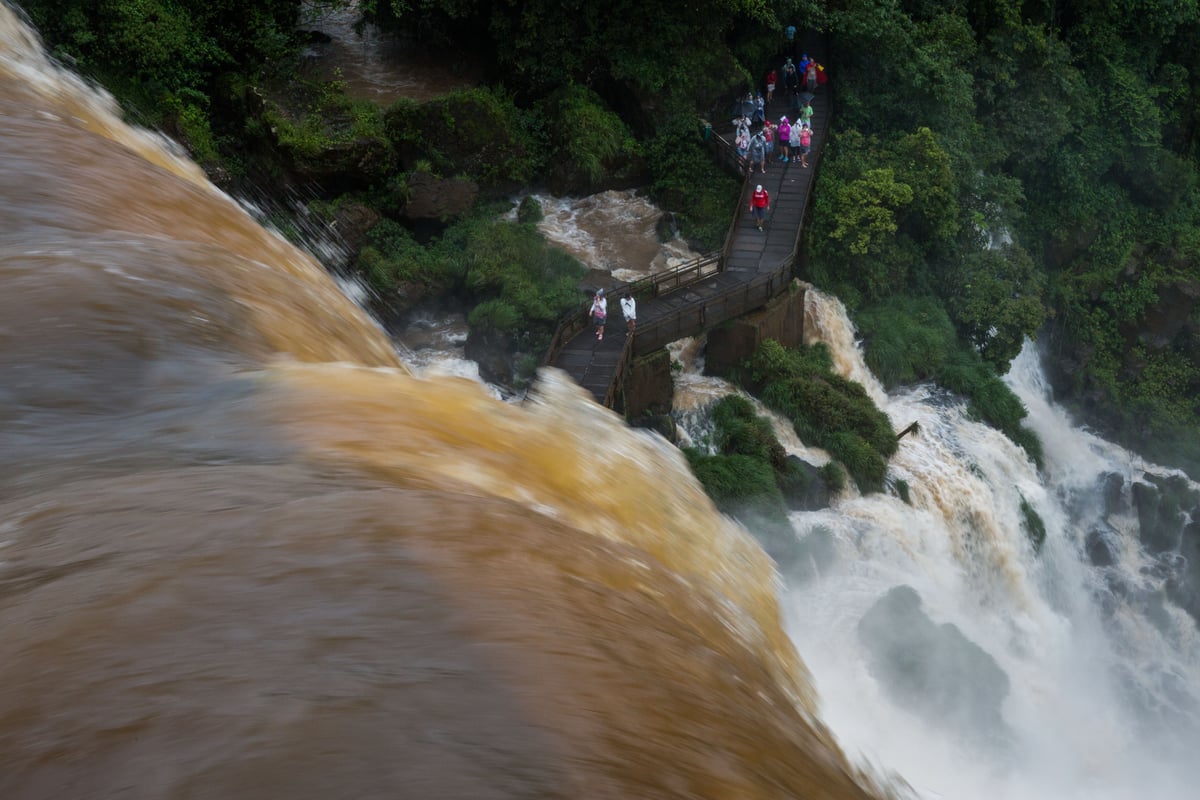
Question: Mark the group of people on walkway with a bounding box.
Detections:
[589,289,637,342]
[738,109,813,174]
[766,52,826,108]
[735,49,823,174]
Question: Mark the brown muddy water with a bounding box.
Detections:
[0,6,891,799]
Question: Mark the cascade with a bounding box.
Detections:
[0,6,886,798]
[662,287,1200,798]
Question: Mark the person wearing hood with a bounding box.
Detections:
[620,294,637,333]
[748,129,767,175]
[749,184,770,232]
[591,289,608,341]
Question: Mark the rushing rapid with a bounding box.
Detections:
[750,293,1200,800]
[0,5,886,799]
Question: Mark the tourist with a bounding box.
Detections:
[762,119,775,160]
[620,294,637,333]
[748,129,767,175]
[591,288,607,341]
[765,68,777,103]
[800,100,814,130]
[749,184,770,232]
[777,116,791,163]
[798,123,812,168]
[783,62,800,99]
[806,60,819,92]
[789,119,802,166]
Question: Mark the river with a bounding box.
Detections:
[5,3,1200,798]
[0,6,885,798]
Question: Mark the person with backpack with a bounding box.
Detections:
[749,184,770,232]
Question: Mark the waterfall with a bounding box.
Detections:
[780,290,1200,799]
[0,6,888,797]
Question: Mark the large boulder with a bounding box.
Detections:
[1131,473,1197,554]
[401,171,479,222]
[777,455,832,511]
[857,585,1012,744]
[248,84,396,194]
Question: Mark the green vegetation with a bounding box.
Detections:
[21,0,303,171]
[684,394,828,566]
[747,340,896,494]
[808,0,1200,476]
[1019,497,1047,554]
[644,123,742,250]
[22,0,1200,476]
[356,208,586,355]
[383,88,539,187]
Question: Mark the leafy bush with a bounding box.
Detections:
[355,219,462,293]
[384,87,539,185]
[855,295,957,388]
[710,396,787,469]
[539,85,640,188]
[683,449,795,561]
[748,339,897,493]
[467,299,522,335]
[643,118,741,250]
[517,195,543,224]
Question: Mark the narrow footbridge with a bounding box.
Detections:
[543,50,830,409]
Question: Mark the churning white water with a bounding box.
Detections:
[779,290,1200,800]
[303,163,1199,797]
[524,190,702,282]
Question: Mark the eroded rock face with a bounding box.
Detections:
[779,455,832,512]
[857,585,1012,744]
[401,171,479,221]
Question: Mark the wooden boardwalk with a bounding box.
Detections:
[545,46,830,408]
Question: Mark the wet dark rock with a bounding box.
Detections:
[247,85,397,194]
[330,201,381,254]
[1167,518,1200,628]
[1100,471,1127,516]
[655,212,679,242]
[1131,477,1187,553]
[789,526,837,583]
[464,327,514,387]
[1131,277,1200,351]
[778,455,831,511]
[630,414,677,445]
[298,30,333,45]
[401,171,479,222]
[1085,525,1120,567]
[857,585,1012,744]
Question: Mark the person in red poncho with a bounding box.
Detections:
[749,184,770,232]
